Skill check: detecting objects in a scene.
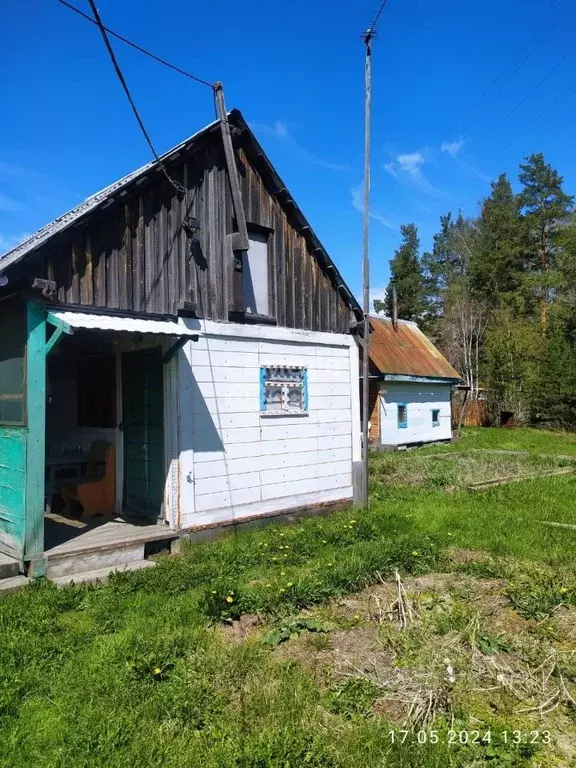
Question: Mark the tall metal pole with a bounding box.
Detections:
[361,31,372,507]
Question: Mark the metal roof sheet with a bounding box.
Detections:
[48,310,199,337]
[368,316,462,381]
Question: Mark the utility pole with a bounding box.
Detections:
[361,29,374,507]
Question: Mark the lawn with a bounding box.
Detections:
[1,427,575,767]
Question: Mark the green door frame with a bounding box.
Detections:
[25,299,47,574]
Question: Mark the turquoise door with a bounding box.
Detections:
[121,348,165,518]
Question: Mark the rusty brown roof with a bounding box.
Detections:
[367,316,462,380]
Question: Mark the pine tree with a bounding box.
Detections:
[470,173,524,303]
[536,315,576,424]
[374,223,426,323]
[517,153,574,325]
[422,212,477,321]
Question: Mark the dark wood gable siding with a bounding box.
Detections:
[27,128,353,334]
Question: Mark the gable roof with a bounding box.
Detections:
[0,110,361,318]
[368,316,461,381]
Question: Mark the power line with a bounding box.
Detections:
[505,80,576,150]
[366,0,390,37]
[481,39,576,143]
[460,0,565,136]
[56,0,214,89]
[85,0,187,196]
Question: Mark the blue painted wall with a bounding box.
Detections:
[0,427,27,558]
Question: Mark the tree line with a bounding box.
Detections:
[375,153,576,426]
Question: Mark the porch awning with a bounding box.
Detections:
[47,310,199,338]
[46,310,199,358]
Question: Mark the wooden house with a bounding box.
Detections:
[365,316,461,448]
[0,108,362,585]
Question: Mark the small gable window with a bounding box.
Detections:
[260,366,308,415]
[397,403,407,429]
[244,231,270,316]
[431,408,440,427]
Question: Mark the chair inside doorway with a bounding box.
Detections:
[45,333,118,547]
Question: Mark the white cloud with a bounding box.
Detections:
[249,120,349,172]
[350,183,394,229]
[441,138,464,157]
[384,150,440,195]
[397,151,426,177]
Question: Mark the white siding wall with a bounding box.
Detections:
[380,381,452,446]
[174,321,359,529]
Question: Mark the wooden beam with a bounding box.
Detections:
[45,311,74,355]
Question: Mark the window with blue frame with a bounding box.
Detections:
[431,408,440,427]
[397,403,407,429]
[260,366,308,414]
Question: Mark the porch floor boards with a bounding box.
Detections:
[43,514,176,558]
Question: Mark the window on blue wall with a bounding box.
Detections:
[260,366,308,415]
[431,408,440,427]
[397,403,407,429]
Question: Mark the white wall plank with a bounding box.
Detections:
[307,368,350,384]
[196,381,260,399]
[193,396,258,415]
[317,433,352,451]
[195,486,262,512]
[194,471,261,496]
[260,420,351,441]
[192,350,259,369]
[193,426,261,447]
[192,367,257,383]
[308,395,353,410]
[315,345,350,358]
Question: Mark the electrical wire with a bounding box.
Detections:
[481,38,576,143]
[459,0,565,136]
[57,0,214,89]
[85,0,186,196]
[366,0,390,37]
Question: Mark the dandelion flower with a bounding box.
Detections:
[560,587,569,595]
[226,595,234,603]
[286,582,294,588]
[153,667,161,675]
[353,614,361,620]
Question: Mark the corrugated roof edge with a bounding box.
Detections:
[0,110,362,319]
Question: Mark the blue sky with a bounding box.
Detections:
[1,0,576,304]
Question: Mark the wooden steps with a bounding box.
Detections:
[46,541,146,579]
[50,559,156,588]
[0,553,20,580]
[0,575,30,594]
[42,517,176,587]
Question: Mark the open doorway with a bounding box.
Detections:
[45,332,165,550]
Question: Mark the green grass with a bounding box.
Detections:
[427,425,576,456]
[0,427,575,766]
